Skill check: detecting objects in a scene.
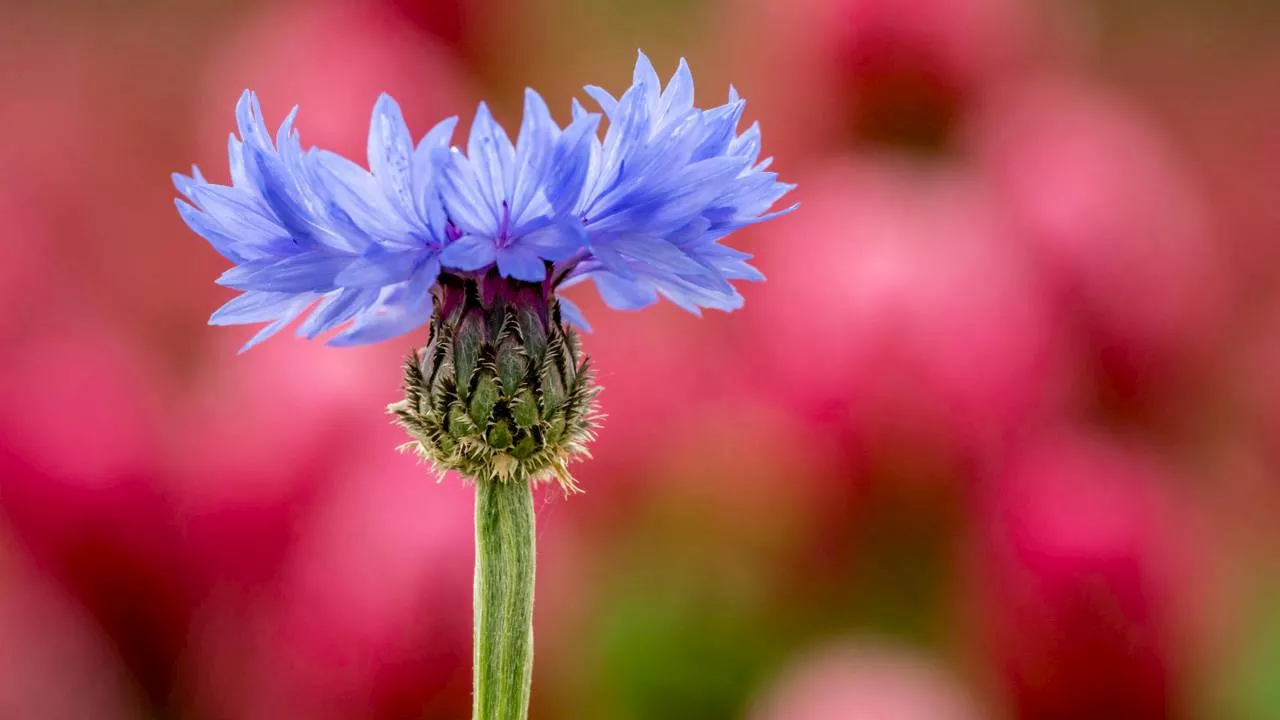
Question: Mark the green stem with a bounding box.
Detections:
[473,478,536,720]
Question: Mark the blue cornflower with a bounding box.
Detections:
[174,51,794,349]
[563,54,795,315]
[434,92,600,283]
[174,54,798,716]
[175,91,456,349]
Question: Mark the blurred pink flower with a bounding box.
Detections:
[163,340,475,719]
[721,0,1083,154]
[165,336,402,502]
[971,430,1199,719]
[199,0,472,165]
[829,0,1067,148]
[1246,300,1280,486]
[187,444,474,720]
[380,0,470,47]
[164,336,404,598]
[0,313,193,708]
[0,310,162,505]
[0,524,144,720]
[0,180,56,345]
[1119,36,1280,287]
[747,158,1067,471]
[562,293,744,500]
[749,641,982,720]
[0,17,102,215]
[966,76,1229,391]
[0,13,228,349]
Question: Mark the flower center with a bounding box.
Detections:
[496,200,513,249]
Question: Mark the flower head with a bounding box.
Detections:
[565,53,794,314]
[174,92,455,349]
[174,52,794,487]
[434,92,600,284]
[175,51,794,349]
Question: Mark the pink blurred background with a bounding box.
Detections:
[1,0,1278,717]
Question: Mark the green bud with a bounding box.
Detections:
[544,412,567,445]
[454,310,485,397]
[512,432,538,460]
[495,339,527,397]
[511,389,540,429]
[435,430,457,456]
[488,419,513,449]
[540,364,565,418]
[470,373,499,428]
[518,306,548,368]
[391,272,601,489]
[448,403,474,439]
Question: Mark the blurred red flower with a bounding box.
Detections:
[199,0,473,165]
[0,524,145,720]
[749,641,981,720]
[0,313,190,709]
[971,431,1200,719]
[721,0,1084,155]
[187,444,474,720]
[966,76,1229,396]
[748,158,1067,473]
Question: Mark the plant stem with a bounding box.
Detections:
[473,478,536,720]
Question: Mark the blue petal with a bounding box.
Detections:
[175,199,248,263]
[632,50,662,108]
[604,83,652,170]
[655,273,745,314]
[275,106,301,157]
[608,235,704,274]
[691,100,746,162]
[172,171,200,200]
[583,85,618,117]
[327,262,438,346]
[467,103,515,217]
[643,156,749,229]
[510,89,556,223]
[209,290,308,325]
[217,252,353,293]
[310,149,409,240]
[546,113,600,215]
[556,296,592,332]
[659,58,695,121]
[496,246,547,282]
[412,116,459,226]
[235,91,273,155]
[592,271,659,310]
[368,94,418,222]
[297,287,375,339]
[327,299,432,346]
[228,134,253,190]
[243,144,317,247]
[333,250,425,287]
[588,243,637,281]
[189,184,289,244]
[437,150,500,237]
[439,234,498,270]
[519,220,586,262]
[729,121,762,164]
[237,294,319,353]
[589,84,652,206]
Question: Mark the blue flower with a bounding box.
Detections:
[563,53,795,314]
[175,91,455,350]
[435,91,600,282]
[174,53,794,349]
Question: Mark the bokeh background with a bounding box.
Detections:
[2,0,1279,717]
